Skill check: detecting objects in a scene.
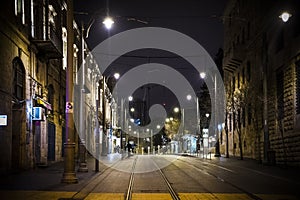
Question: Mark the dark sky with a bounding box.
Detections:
[74,0,228,117]
[74,0,228,56]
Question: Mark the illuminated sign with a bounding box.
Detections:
[65,102,73,113]
[0,115,7,126]
[32,107,43,121]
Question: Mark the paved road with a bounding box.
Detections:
[1,154,300,200]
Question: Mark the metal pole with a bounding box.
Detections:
[196,97,200,156]
[101,77,107,156]
[78,22,88,173]
[61,0,78,183]
[95,98,100,172]
[214,73,221,157]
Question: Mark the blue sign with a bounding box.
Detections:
[0,115,7,126]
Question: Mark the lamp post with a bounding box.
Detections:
[200,72,221,157]
[61,0,78,183]
[186,94,200,153]
[100,73,119,157]
[120,95,132,152]
[253,11,292,163]
[77,22,88,173]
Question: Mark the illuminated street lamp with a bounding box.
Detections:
[128,96,133,102]
[103,16,114,29]
[113,72,120,80]
[173,107,180,113]
[201,72,220,157]
[200,72,206,79]
[279,12,292,23]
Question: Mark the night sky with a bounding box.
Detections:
[74,0,227,56]
[74,0,228,116]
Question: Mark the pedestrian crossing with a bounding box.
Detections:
[1,191,298,200]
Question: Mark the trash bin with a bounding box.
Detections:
[267,150,276,165]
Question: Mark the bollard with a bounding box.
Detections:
[142,147,144,155]
[148,147,150,155]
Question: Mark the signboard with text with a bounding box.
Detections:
[0,115,7,126]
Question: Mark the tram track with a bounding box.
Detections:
[125,155,180,200]
[173,156,264,200]
[61,154,285,200]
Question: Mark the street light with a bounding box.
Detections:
[102,16,114,29]
[200,72,206,79]
[186,94,200,155]
[61,0,78,183]
[113,72,120,80]
[173,107,180,113]
[128,96,133,102]
[100,73,119,157]
[279,12,292,23]
[201,72,220,157]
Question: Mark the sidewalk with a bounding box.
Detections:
[0,153,127,192]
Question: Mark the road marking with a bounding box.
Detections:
[1,191,298,200]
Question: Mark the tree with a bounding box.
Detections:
[227,86,248,160]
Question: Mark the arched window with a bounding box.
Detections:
[12,57,25,100]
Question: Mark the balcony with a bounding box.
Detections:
[223,44,245,72]
[31,2,63,59]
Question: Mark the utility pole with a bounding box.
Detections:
[61,0,78,183]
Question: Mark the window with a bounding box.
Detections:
[48,5,57,28]
[15,0,25,24]
[13,58,25,100]
[296,60,300,114]
[62,27,67,70]
[73,44,79,84]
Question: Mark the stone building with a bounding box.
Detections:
[0,0,118,173]
[0,0,70,172]
[222,0,300,166]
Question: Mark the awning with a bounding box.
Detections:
[36,97,52,110]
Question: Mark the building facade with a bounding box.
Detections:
[0,0,116,173]
[222,0,300,166]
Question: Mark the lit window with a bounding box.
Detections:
[48,5,57,28]
[15,0,25,24]
[62,27,67,70]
